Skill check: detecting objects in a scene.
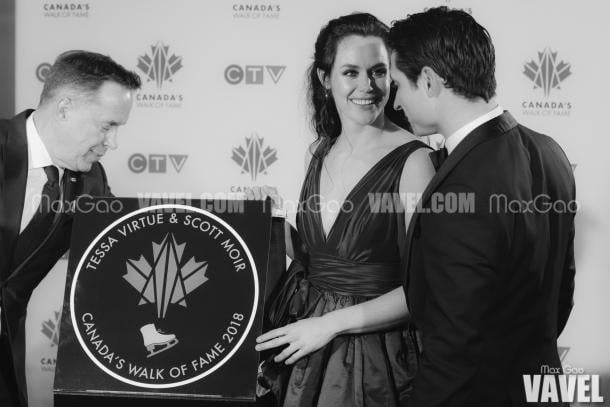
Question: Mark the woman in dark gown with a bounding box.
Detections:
[255,13,435,407]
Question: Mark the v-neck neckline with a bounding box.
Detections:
[315,142,406,243]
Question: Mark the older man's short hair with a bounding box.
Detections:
[39,50,141,104]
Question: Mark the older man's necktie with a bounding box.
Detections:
[37,165,62,229]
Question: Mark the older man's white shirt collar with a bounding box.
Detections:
[26,113,54,169]
[445,105,503,154]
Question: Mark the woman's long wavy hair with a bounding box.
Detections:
[307,13,410,155]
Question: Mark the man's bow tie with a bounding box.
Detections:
[429,147,448,170]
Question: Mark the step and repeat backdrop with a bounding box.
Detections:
[14,0,610,406]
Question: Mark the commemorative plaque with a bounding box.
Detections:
[54,198,272,406]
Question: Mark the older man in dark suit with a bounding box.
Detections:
[389,7,576,406]
[0,50,140,407]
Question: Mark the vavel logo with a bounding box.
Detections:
[224,65,285,85]
[136,42,184,108]
[523,347,604,403]
[128,154,188,174]
[522,48,572,117]
[231,135,277,181]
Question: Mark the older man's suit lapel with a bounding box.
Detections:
[0,110,31,283]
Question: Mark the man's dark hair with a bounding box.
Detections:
[389,6,496,102]
[40,50,141,104]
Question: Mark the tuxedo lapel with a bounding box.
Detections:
[422,112,518,205]
[0,111,32,280]
[403,112,518,288]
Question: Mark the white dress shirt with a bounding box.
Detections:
[445,105,504,154]
[20,114,62,232]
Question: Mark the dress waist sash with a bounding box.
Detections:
[307,252,401,297]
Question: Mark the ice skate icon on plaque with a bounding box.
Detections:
[123,233,209,358]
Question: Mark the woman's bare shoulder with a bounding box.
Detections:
[382,123,419,150]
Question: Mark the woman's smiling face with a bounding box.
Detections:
[325,35,390,129]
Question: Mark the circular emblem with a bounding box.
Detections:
[70,204,258,388]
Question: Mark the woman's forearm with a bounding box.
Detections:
[284,221,296,260]
[322,287,409,336]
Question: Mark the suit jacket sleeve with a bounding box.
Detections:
[410,181,511,406]
[557,216,575,336]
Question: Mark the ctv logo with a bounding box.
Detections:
[224,65,286,85]
[523,366,604,403]
[128,154,188,174]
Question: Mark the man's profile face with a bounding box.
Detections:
[390,52,436,137]
[59,81,134,172]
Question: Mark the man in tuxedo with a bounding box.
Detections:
[0,50,140,407]
[389,7,576,406]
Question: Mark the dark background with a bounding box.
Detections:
[0,0,15,117]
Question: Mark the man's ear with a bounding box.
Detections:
[420,66,445,97]
[56,97,72,121]
[317,68,330,91]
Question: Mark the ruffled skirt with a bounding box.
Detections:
[259,260,418,407]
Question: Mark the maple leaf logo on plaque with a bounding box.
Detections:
[123,233,208,357]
